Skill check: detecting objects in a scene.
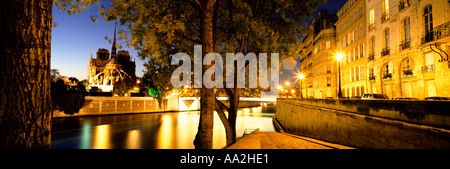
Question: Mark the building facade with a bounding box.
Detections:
[336,0,367,98]
[300,0,450,99]
[365,0,450,99]
[88,26,136,92]
[299,10,338,99]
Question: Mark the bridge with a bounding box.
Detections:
[179,96,276,111]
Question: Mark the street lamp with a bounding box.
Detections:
[335,53,343,99]
[278,86,283,98]
[298,73,304,99]
[285,81,290,98]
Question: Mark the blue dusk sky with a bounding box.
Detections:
[50,0,347,84]
[51,5,145,81]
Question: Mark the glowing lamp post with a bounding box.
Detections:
[285,81,290,98]
[335,53,343,99]
[298,74,304,99]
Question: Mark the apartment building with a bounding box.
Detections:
[365,0,450,99]
[336,0,367,98]
[299,10,338,99]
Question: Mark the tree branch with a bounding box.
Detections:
[215,96,230,113]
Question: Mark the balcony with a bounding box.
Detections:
[368,24,375,31]
[369,75,376,82]
[403,69,413,77]
[368,54,375,61]
[422,65,435,73]
[398,0,409,11]
[383,73,392,80]
[381,12,389,22]
[381,48,390,57]
[399,40,411,50]
[421,21,450,44]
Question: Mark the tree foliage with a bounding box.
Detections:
[99,0,325,148]
[142,55,176,99]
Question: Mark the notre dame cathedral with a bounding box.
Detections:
[88,26,136,92]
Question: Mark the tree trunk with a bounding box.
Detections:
[194,0,215,149]
[0,0,53,149]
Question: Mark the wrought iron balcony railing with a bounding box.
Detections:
[422,65,435,73]
[403,69,413,77]
[368,54,375,61]
[369,75,376,82]
[381,48,390,56]
[398,0,409,11]
[421,21,450,44]
[381,12,389,22]
[382,73,392,80]
[399,40,411,50]
[368,24,375,31]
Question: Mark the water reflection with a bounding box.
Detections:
[52,105,276,149]
[126,129,141,149]
[80,121,91,149]
[93,125,110,149]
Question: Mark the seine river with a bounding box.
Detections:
[52,105,276,149]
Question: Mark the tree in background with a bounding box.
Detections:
[142,55,176,107]
[113,77,133,96]
[100,0,325,148]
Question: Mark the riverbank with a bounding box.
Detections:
[53,96,266,118]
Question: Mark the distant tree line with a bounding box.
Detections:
[50,69,85,115]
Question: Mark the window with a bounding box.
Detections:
[425,53,434,65]
[401,17,411,50]
[384,62,393,79]
[399,0,410,11]
[360,65,365,80]
[357,46,360,59]
[352,48,356,61]
[359,5,363,18]
[424,53,434,73]
[360,43,365,57]
[424,5,433,34]
[384,28,390,49]
[369,8,375,26]
[326,65,331,73]
[360,24,364,38]
[370,36,376,56]
[382,0,390,21]
[402,58,413,76]
[326,41,331,49]
[355,66,360,81]
[327,77,332,87]
[404,17,410,41]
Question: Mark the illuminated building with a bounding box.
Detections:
[299,10,339,98]
[88,25,136,92]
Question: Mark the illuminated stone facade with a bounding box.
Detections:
[330,0,450,99]
[88,27,136,92]
[299,10,338,99]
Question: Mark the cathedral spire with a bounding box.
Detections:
[111,22,117,59]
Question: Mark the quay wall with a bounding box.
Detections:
[53,96,264,118]
[275,99,450,149]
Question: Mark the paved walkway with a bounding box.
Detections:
[227,129,354,149]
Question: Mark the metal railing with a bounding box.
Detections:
[381,12,389,22]
[368,24,375,31]
[422,65,435,73]
[381,48,390,56]
[421,21,450,44]
[399,40,411,50]
[368,54,375,61]
[398,0,409,11]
